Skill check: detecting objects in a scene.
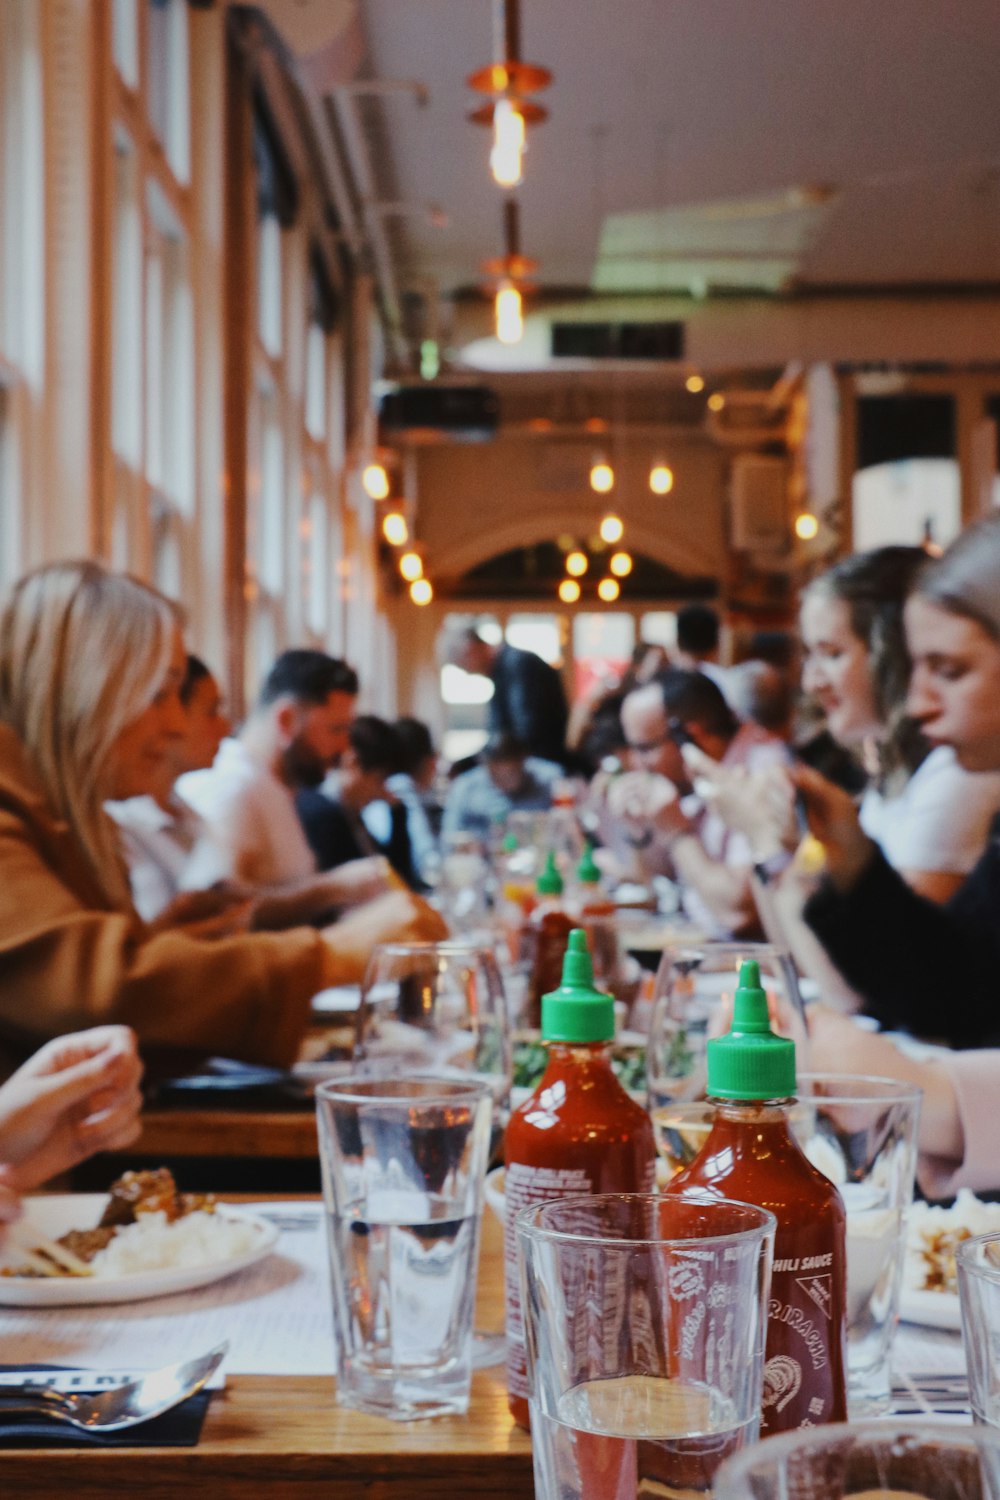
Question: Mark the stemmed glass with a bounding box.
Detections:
[646,940,807,1113]
[353,940,513,1371]
[353,941,512,1123]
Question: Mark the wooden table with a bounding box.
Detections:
[133,1107,318,1160]
[3,1208,534,1499]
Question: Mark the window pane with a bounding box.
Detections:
[0,0,44,382]
[641,612,677,648]
[506,613,561,665]
[257,215,282,358]
[111,135,142,466]
[305,325,326,440]
[145,0,190,181]
[572,613,635,700]
[306,493,328,636]
[112,0,138,87]
[852,458,961,552]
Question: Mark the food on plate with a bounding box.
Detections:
[3,1169,262,1280]
[905,1190,1000,1296]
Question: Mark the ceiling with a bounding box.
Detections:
[258,0,1000,372]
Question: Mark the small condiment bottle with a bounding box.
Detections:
[503,930,657,1430]
[522,851,574,1028]
[665,959,848,1435]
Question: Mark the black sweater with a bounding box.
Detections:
[804,816,1000,1049]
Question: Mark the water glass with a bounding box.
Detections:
[646,942,805,1108]
[354,941,512,1123]
[714,1420,1000,1499]
[315,1076,493,1420]
[797,1073,920,1417]
[517,1192,775,1500]
[959,1231,1000,1429]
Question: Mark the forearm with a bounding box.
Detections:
[249,876,345,930]
[670,835,755,930]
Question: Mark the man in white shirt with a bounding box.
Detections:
[179,650,390,924]
[602,668,790,936]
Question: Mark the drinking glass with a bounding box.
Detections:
[354,941,512,1368]
[436,832,491,934]
[517,1192,775,1500]
[797,1073,921,1417]
[959,1231,1000,1429]
[714,1420,1000,1500]
[353,940,512,1123]
[316,1075,492,1420]
[646,941,806,1109]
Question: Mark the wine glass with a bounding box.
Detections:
[645,940,806,1111]
[353,940,512,1124]
[353,940,513,1369]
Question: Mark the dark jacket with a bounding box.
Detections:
[804,816,1000,1048]
[296,790,422,891]
[490,643,568,765]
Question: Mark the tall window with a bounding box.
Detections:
[245,105,348,691]
[108,0,195,594]
[0,0,44,586]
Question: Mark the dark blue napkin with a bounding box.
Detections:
[0,1367,212,1448]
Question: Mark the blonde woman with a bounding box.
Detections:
[0,561,443,1072]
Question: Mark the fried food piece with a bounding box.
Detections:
[99,1168,181,1225]
[55,1226,118,1263]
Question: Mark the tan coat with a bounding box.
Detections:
[0,724,326,1069]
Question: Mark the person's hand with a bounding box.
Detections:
[682,745,797,859]
[323,857,401,909]
[790,765,876,891]
[0,1028,144,1191]
[607,771,688,835]
[148,887,255,940]
[321,891,449,982]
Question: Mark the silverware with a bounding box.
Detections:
[0,1341,228,1432]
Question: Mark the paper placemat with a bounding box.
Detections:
[0,1203,336,1377]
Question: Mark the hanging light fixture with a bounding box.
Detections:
[489,98,526,187]
[609,551,633,578]
[362,462,390,501]
[382,509,409,546]
[707,392,726,413]
[482,201,536,348]
[410,578,433,605]
[495,279,524,343]
[468,0,552,188]
[597,577,620,602]
[590,459,615,494]
[558,578,581,604]
[685,374,705,394]
[794,511,819,541]
[399,551,424,582]
[599,513,624,544]
[649,461,674,495]
[565,550,588,578]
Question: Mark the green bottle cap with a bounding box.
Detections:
[501,832,519,853]
[541,929,615,1043]
[576,841,602,886]
[706,959,796,1100]
[536,850,564,896]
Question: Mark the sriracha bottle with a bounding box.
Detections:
[503,929,656,1430]
[666,959,848,1434]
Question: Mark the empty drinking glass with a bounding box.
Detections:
[353,940,512,1124]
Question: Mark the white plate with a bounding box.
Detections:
[310,985,361,1017]
[0,1195,279,1307]
[899,1286,961,1331]
[898,1190,1000,1330]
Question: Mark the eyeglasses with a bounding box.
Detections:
[626,718,693,757]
